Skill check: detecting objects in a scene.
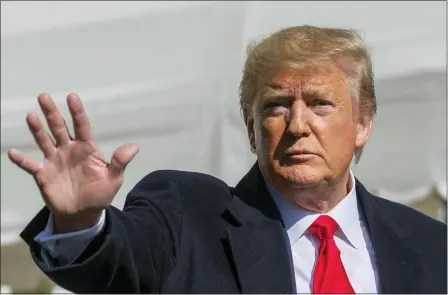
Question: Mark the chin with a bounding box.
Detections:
[273,164,327,188]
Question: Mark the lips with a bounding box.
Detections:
[285,149,317,156]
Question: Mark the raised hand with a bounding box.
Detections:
[8,93,139,232]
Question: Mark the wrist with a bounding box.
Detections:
[52,211,103,234]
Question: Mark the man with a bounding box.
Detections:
[10,25,446,294]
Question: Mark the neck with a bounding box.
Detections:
[272,170,352,214]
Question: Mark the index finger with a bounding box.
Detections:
[67,93,96,142]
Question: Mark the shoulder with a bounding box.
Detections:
[356,179,446,236]
[374,195,446,232]
[372,195,446,251]
[135,169,231,195]
[127,169,233,209]
[374,196,447,283]
[123,170,234,249]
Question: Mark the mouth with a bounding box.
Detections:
[284,150,318,159]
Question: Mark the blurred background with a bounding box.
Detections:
[1,1,446,293]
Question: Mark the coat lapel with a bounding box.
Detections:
[224,164,424,293]
[356,180,423,293]
[222,163,295,294]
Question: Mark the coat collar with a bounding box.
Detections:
[230,162,284,226]
[223,162,295,293]
[355,181,422,293]
[223,162,422,294]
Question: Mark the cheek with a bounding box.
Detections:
[314,115,357,154]
[257,118,286,153]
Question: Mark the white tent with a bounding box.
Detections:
[1,1,446,247]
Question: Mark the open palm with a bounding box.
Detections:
[8,93,139,228]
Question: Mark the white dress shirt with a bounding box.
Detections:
[267,171,380,293]
[35,171,379,293]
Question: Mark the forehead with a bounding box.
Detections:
[262,64,348,94]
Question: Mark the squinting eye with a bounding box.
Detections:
[262,102,288,116]
[264,102,287,109]
[310,100,331,107]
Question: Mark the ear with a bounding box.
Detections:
[355,114,373,150]
[243,110,256,152]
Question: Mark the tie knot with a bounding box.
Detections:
[308,215,339,240]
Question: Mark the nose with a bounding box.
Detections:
[286,100,311,137]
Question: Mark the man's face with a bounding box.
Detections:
[247,64,372,190]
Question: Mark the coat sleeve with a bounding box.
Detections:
[20,170,183,294]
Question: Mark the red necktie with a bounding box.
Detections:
[308,215,355,294]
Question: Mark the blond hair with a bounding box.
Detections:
[239,25,376,117]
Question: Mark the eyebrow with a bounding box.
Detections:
[305,88,332,98]
[265,83,283,90]
[261,86,331,100]
[261,89,293,98]
[261,84,293,98]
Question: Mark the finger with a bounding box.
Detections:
[108,143,139,179]
[37,93,71,146]
[67,93,95,142]
[26,112,57,158]
[8,148,41,175]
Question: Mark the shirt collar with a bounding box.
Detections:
[266,171,365,249]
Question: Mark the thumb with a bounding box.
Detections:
[108,143,139,179]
